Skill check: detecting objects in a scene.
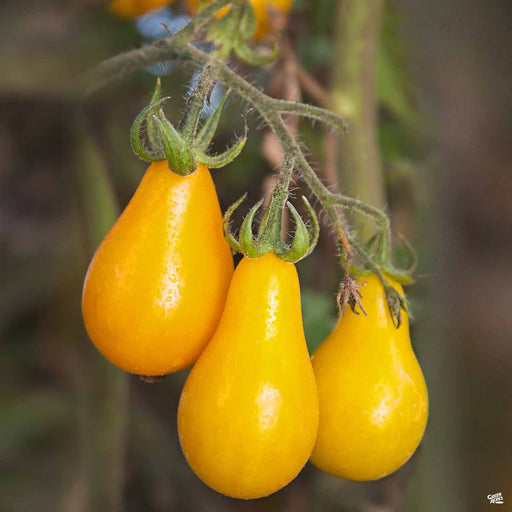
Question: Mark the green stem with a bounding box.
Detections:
[273,100,348,132]
[259,153,295,249]
[179,59,216,141]
[331,0,386,235]
[326,193,391,261]
[180,39,233,141]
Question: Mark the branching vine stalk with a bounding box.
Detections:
[179,60,217,141]
[82,0,415,322]
[258,152,297,250]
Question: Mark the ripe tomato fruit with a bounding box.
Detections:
[82,161,233,376]
[178,253,318,499]
[108,0,175,18]
[310,274,428,481]
[187,0,293,39]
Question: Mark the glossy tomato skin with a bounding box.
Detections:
[187,0,293,39]
[109,0,174,18]
[82,161,233,376]
[178,254,319,499]
[310,274,428,481]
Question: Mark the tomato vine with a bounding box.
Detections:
[83,0,416,325]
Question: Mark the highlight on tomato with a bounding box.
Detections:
[177,253,318,499]
[309,274,429,481]
[81,161,234,376]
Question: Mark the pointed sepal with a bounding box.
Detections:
[194,134,247,168]
[302,196,319,257]
[275,196,320,263]
[279,201,311,263]
[383,283,410,329]
[234,40,278,66]
[146,78,163,149]
[223,194,247,253]
[130,96,170,162]
[194,107,248,168]
[153,111,196,176]
[239,200,264,258]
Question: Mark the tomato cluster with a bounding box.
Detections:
[82,159,428,499]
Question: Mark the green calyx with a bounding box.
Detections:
[196,0,277,66]
[130,78,247,176]
[224,194,319,263]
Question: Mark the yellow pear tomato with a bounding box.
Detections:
[82,161,233,376]
[178,253,318,499]
[109,0,175,18]
[310,274,428,481]
[187,0,294,39]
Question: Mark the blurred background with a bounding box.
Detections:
[1,0,511,511]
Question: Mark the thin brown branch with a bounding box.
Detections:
[296,63,331,108]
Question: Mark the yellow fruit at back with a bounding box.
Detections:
[310,274,428,481]
[82,161,233,376]
[109,0,175,18]
[178,254,318,499]
[187,0,293,39]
